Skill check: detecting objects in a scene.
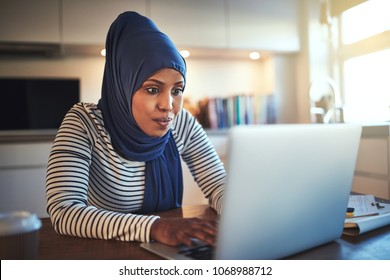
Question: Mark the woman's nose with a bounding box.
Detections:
[157,92,173,112]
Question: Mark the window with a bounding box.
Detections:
[343,49,390,122]
[336,0,390,123]
[341,0,389,44]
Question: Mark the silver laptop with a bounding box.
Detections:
[141,124,362,259]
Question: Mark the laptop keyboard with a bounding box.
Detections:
[179,245,215,260]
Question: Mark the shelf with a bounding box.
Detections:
[0,130,57,143]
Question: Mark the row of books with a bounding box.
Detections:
[195,94,277,129]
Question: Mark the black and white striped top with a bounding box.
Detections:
[46,103,225,243]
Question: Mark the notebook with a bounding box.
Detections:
[141,123,362,259]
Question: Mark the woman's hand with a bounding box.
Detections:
[150,218,218,247]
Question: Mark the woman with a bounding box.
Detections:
[46,11,225,247]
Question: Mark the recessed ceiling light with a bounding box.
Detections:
[249,51,261,60]
[100,48,106,57]
[180,49,190,58]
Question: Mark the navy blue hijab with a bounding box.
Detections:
[97,11,186,213]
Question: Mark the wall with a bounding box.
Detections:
[185,57,267,102]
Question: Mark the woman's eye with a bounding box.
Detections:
[172,88,184,96]
[146,87,159,94]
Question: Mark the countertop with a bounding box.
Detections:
[0,123,389,143]
[360,123,390,137]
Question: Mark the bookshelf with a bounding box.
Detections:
[190,94,277,130]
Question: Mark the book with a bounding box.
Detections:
[196,94,276,129]
[343,194,390,236]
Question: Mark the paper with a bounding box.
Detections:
[344,194,390,236]
[347,194,379,217]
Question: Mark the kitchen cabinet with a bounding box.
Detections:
[0,0,60,43]
[150,0,227,49]
[1,0,300,52]
[352,125,390,199]
[0,141,53,218]
[62,0,147,45]
[159,0,302,52]
[151,0,300,51]
[227,0,300,52]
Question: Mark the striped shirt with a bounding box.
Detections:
[46,103,225,243]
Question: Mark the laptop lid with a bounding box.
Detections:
[141,124,362,260]
[216,123,361,259]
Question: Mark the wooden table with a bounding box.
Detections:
[37,205,390,260]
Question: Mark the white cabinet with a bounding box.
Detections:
[151,0,300,51]
[0,0,60,43]
[0,0,300,52]
[0,142,53,218]
[62,0,300,52]
[227,0,300,51]
[62,0,147,45]
[352,126,390,199]
[355,138,388,176]
[150,0,227,49]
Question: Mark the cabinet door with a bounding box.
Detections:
[0,168,48,218]
[62,0,147,45]
[0,0,60,43]
[227,0,300,52]
[355,138,388,176]
[0,142,53,218]
[150,0,227,49]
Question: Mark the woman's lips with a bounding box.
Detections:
[154,117,172,128]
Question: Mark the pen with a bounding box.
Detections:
[371,202,384,209]
[346,207,355,218]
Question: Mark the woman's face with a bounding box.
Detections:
[132,68,185,137]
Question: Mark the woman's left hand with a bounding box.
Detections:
[150,217,218,247]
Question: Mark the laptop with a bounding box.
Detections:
[141,123,362,259]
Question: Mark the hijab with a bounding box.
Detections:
[97,11,186,213]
